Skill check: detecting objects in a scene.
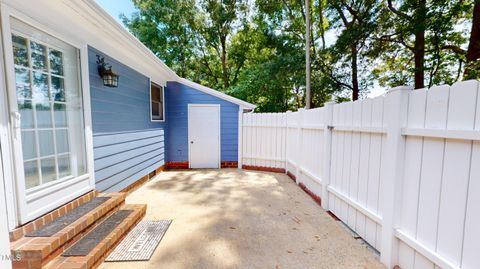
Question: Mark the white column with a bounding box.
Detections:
[380,86,412,267]
[321,102,334,210]
[237,109,243,169]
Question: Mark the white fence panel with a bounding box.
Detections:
[286,111,299,173]
[397,81,480,269]
[327,96,386,249]
[296,108,325,194]
[240,80,480,269]
[242,113,286,169]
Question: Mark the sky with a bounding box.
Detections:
[95,0,387,98]
[96,0,136,25]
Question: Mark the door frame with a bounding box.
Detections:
[0,3,96,226]
[0,143,12,269]
[0,2,19,230]
[187,104,221,169]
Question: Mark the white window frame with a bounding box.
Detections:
[0,3,96,227]
[150,80,165,122]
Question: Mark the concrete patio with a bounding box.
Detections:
[98,169,384,269]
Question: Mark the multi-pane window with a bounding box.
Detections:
[11,19,87,190]
[151,82,164,121]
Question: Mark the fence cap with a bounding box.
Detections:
[388,85,413,93]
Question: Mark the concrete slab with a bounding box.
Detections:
[99,169,385,269]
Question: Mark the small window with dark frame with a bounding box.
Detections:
[150,82,164,121]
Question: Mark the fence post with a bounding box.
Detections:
[295,108,305,184]
[380,86,412,268]
[285,110,292,174]
[237,109,243,169]
[321,102,334,210]
[284,111,291,173]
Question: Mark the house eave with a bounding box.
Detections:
[176,78,257,110]
[65,0,178,83]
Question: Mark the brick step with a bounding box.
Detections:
[46,204,146,269]
[11,193,126,269]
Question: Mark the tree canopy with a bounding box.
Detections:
[123,0,480,112]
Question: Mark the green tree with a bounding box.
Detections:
[323,0,380,100]
[123,0,250,90]
[122,0,478,112]
[464,0,480,79]
[122,0,197,78]
[373,0,470,89]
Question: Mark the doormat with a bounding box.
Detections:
[62,210,133,256]
[26,197,111,237]
[105,220,172,262]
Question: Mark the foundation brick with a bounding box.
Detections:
[298,183,322,206]
[242,165,285,173]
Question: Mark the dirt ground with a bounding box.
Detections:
[99,169,385,269]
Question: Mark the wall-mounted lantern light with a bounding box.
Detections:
[96,55,119,88]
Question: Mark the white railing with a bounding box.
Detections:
[240,80,480,269]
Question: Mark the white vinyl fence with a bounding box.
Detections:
[240,80,480,269]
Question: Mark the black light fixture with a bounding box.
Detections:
[96,55,119,88]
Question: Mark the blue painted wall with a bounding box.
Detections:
[88,47,166,192]
[165,81,239,163]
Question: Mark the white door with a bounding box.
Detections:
[188,104,220,168]
[3,18,92,224]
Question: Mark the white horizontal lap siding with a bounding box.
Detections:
[93,130,165,192]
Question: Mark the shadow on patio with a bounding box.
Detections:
[99,169,384,269]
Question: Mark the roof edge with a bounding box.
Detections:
[176,78,256,109]
[81,0,256,110]
[81,0,178,80]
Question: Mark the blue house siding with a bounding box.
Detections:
[165,81,239,163]
[88,47,166,192]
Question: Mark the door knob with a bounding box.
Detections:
[190,141,194,144]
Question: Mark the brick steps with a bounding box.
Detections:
[11,193,126,269]
[45,204,146,269]
[10,192,147,269]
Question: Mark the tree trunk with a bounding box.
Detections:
[220,34,230,89]
[413,31,425,89]
[464,0,480,79]
[351,44,359,101]
[318,0,326,49]
[413,0,426,89]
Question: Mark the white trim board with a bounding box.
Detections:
[149,80,166,122]
[178,78,256,110]
[0,148,12,269]
[0,2,18,230]
[0,3,96,225]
